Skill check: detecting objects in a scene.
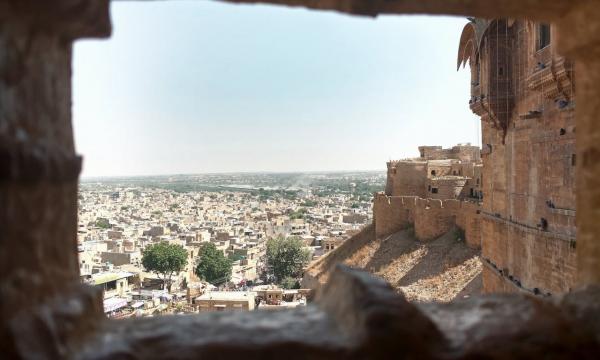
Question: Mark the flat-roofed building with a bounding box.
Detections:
[195,291,255,312]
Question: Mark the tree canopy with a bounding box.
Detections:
[279,277,301,289]
[95,218,110,229]
[266,236,311,283]
[195,242,233,286]
[141,242,188,292]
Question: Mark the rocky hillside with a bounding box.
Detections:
[303,225,482,302]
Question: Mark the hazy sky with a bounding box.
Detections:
[73,1,479,177]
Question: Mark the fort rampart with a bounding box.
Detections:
[373,193,481,248]
[373,191,576,295]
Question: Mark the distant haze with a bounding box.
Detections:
[73,1,479,177]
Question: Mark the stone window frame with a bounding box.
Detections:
[2,0,600,358]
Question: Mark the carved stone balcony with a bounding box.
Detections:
[527,57,574,100]
[469,89,488,117]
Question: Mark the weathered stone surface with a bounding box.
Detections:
[1,0,600,359]
[71,266,599,359]
[572,59,600,286]
[373,195,481,246]
[420,294,599,359]
[457,17,578,295]
[316,265,445,359]
[216,0,578,21]
[74,266,442,359]
[78,307,349,360]
[7,284,104,360]
[0,0,111,39]
[0,1,111,357]
[558,285,600,343]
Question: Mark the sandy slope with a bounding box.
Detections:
[303,225,482,302]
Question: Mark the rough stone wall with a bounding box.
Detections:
[390,162,428,197]
[462,19,577,294]
[426,161,454,178]
[480,214,576,295]
[455,201,482,248]
[387,147,482,200]
[373,194,413,239]
[481,266,513,293]
[413,199,457,241]
[428,177,469,200]
[459,163,483,199]
[419,144,480,161]
[374,194,481,248]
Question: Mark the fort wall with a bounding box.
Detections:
[374,193,482,248]
[419,144,481,162]
[386,162,428,197]
[373,190,575,295]
[460,19,578,295]
[480,214,576,295]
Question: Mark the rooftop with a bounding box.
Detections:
[196,291,255,302]
[92,271,135,285]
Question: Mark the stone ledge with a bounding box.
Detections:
[216,0,577,20]
[481,257,547,297]
[76,266,444,359]
[53,266,598,359]
[481,211,576,243]
[419,291,599,359]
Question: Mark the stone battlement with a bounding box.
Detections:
[373,193,481,248]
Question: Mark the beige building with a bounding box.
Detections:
[322,237,344,253]
[91,271,137,300]
[195,291,255,312]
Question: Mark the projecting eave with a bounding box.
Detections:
[457,18,491,70]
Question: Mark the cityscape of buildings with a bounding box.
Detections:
[77,173,382,317]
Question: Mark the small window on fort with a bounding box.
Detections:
[428,185,432,192]
[540,218,549,231]
[538,24,551,50]
[572,154,576,166]
[560,128,566,135]
[431,188,439,194]
[498,67,504,76]
[431,170,436,176]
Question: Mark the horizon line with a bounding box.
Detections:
[80,168,386,180]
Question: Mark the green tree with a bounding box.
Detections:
[195,243,233,286]
[289,208,307,220]
[302,200,317,207]
[142,242,188,292]
[95,218,111,229]
[279,277,301,289]
[266,236,311,283]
